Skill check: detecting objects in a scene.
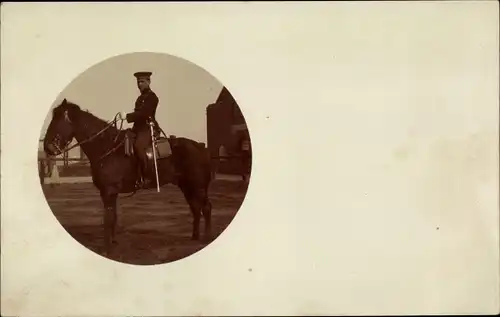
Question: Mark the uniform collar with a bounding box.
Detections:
[141,88,152,95]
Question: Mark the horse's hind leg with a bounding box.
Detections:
[202,194,212,241]
[189,197,203,241]
[181,188,203,240]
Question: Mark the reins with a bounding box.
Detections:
[55,112,125,161]
[52,111,168,163]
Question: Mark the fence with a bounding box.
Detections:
[38,157,90,185]
[38,140,251,185]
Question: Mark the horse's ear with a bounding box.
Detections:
[62,98,67,105]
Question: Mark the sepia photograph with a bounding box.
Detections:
[38,52,252,265]
[2,2,498,316]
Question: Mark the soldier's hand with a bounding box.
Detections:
[118,112,126,120]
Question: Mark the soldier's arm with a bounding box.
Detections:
[126,94,159,123]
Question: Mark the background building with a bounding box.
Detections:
[206,87,251,175]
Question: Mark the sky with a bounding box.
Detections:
[39,52,223,156]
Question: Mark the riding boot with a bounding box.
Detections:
[134,155,149,189]
[140,157,153,188]
[136,169,152,189]
[142,176,153,188]
[135,162,145,190]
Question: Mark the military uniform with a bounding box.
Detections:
[127,89,159,133]
[124,71,160,187]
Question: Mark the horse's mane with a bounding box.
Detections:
[57,100,125,146]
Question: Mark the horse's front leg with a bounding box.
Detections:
[100,191,118,256]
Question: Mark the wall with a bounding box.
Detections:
[206,87,250,175]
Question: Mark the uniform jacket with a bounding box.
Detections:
[126,88,160,133]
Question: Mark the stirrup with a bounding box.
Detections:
[135,180,149,190]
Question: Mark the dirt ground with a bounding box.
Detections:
[42,179,248,265]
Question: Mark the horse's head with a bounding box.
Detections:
[43,99,80,156]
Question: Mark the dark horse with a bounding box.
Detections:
[43,99,213,256]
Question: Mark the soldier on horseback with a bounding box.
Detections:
[118,71,162,188]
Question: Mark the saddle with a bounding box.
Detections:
[124,128,178,188]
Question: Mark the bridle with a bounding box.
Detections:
[48,111,126,162]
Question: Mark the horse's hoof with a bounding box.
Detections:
[103,243,113,257]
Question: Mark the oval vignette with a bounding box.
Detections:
[37,52,253,265]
